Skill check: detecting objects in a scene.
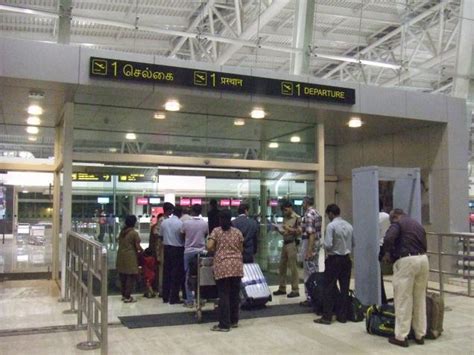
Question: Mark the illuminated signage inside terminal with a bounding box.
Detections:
[90,57,355,105]
[72,173,111,182]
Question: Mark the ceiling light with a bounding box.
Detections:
[290,136,301,143]
[154,112,166,120]
[166,150,173,155]
[27,116,41,125]
[268,142,279,149]
[27,105,43,115]
[234,119,245,126]
[26,126,39,134]
[314,53,401,70]
[22,190,29,194]
[348,117,363,128]
[125,133,136,140]
[251,108,265,119]
[108,147,117,153]
[164,100,180,112]
[232,153,240,158]
[28,136,37,142]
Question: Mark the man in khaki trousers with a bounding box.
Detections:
[273,201,301,298]
[383,209,429,348]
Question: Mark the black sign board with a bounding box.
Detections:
[72,173,111,182]
[119,174,156,183]
[90,57,355,105]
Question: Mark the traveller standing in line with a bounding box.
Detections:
[382,209,428,347]
[232,203,259,263]
[97,209,107,243]
[159,202,185,304]
[207,209,244,332]
[299,196,322,307]
[107,212,115,247]
[149,212,165,294]
[273,201,301,298]
[181,204,208,307]
[207,199,220,233]
[180,207,192,222]
[116,215,142,303]
[314,204,353,325]
[378,199,390,304]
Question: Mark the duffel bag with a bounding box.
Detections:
[346,290,364,322]
[366,304,395,337]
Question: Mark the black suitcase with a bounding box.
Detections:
[305,272,325,314]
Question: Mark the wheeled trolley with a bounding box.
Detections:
[195,253,218,322]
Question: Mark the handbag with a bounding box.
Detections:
[346,290,364,322]
[366,304,395,337]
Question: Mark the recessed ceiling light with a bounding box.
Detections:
[28,136,37,142]
[166,150,173,155]
[268,142,279,149]
[22,190,29,194]
[234,119,245,126]
[125,133,136,140]
[290,136,301,143]
[154,112,166,120]
[164,100,180,112]
[26,126,39,134]
[109,147,117,153]
[232,153,240,158]
[27,116,41,125]
[27,105,43,115]
[348,117,363,128]
[251,108,265,119]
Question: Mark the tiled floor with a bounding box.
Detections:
[0,279,473,354]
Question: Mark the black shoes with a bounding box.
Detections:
[273,290,287,296]
[388,336,409,348]
[299,300,311,307]
[414,337,425,345]
[211,325,230,332]
[287,291,300,298]
[313,317,331,325]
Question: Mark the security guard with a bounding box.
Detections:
[273,201,301,298]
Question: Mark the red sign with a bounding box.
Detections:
[151,207,164,224]
[220,199,230,207]
[269,200,279,207]
[136,197,148,205]
[191,198,202,205]
[231,199,241,207]
[180,198,191,206]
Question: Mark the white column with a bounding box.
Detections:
[58,0,72,44]
[316,123,325,271]
[290,0,315,75]
[60,103,74,299]
[52,122,62,281]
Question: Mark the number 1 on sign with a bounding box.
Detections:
[111,61,118,77]
[296,83,301,96]
[211,73,216,87]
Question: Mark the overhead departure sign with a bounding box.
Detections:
[72,173,111,182]
[90,57,355,105]
[119,174,156,182]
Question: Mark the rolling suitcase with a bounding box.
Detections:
[426,292,444,339]
[240,263,272,309]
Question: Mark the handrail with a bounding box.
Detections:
[426,232,472,298]
[63,231,108,354]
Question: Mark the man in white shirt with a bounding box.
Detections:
[181,204,208,307]
[379,199,390,304]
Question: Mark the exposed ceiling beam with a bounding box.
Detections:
[322,0,451,79]
[215,0,292,66]
[168,0,216,58]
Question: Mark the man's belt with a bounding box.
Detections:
[283,240,295,245]
[400,251,425,258]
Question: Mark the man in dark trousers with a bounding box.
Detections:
[207,199,220,234]
[383,209,428,347]
[314,204,353,325]
[159,202,185,304]
[232,203,259,263]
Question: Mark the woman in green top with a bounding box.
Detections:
[116,215,142,303]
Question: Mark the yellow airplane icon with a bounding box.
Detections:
[95,63,105,69]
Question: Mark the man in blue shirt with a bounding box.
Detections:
[159,202,185,304]
[314,204,353,325]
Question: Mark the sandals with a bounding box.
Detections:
[210,325,230,332]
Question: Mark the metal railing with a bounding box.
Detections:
[426,232,473,297]
[63,231,108,354]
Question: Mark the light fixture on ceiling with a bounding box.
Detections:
[234,119,245,126]
[251,108,265,119]
[109,147,117,153]
[314,53,401,70]
[26,126,39,134]
[164,100,180,112]
[268,142,279,149]
[27,104,43,116]
[28,136,37,142]
[154,112,166,120]
[166,150,173,155]
[125,133,136,140]
[232,153,240,158]
[27,116,41,125]
[290,136,301,143]
[22,190,29,194]
[348,117,363,128]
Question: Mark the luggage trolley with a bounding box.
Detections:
[195,253,218,322]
